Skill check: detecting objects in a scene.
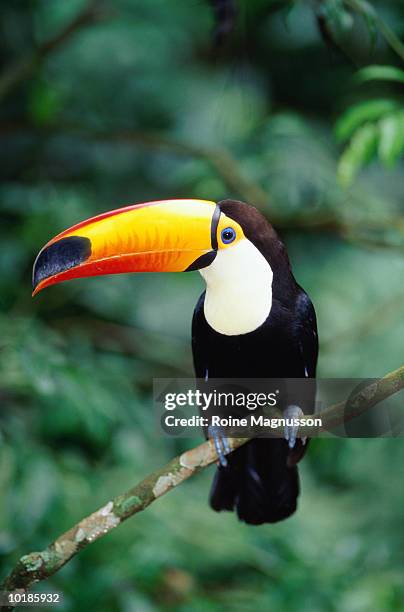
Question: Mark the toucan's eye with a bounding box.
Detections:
[221,227,236,244]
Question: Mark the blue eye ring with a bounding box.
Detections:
[221,227,236,244]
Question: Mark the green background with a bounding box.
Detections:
[1,1,404,610]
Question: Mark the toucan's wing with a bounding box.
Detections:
[295,288,319,378]
[191,291,209,379]
[285,288,318,466]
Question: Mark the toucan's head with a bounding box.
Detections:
[32,198,290,334]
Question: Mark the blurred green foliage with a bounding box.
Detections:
[1,0,404,610]
[336,66,404,184]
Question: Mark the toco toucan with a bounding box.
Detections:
[33,198,318,525]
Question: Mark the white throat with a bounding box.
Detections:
[200,239,273,336]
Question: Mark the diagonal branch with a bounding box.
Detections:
[100,128,271,209]
[0,435,248,602]
[1,365,403,603]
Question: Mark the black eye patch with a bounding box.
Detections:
[32,236,91,290]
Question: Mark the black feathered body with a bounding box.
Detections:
[193,290,317,380]
[191,200,318,525]
[192,288,317,524]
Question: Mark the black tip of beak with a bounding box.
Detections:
[32,236,91,291]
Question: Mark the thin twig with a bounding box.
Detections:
[1,365,403,602]
[343,0,404,62]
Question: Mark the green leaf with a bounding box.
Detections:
[337,123,378,186]
[335,99,399,142]
[378,112,404,167]
[357,65,404,84]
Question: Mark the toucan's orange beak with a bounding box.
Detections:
[32,199,219,295]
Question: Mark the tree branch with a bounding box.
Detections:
[0,120,271,210]
[1,365,403,602]
[2,120,404,250]
[55,125,272,210]
[0,436,249,602]
[0,1,106,102]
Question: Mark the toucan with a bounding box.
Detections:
[32,198,318,525]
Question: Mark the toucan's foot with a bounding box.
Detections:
[284,405,307,449]
[208,424,231,467]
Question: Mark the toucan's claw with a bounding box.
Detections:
[284,405,306,449]
[208,424,231,467]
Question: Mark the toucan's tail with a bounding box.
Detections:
[209,438,301,525]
